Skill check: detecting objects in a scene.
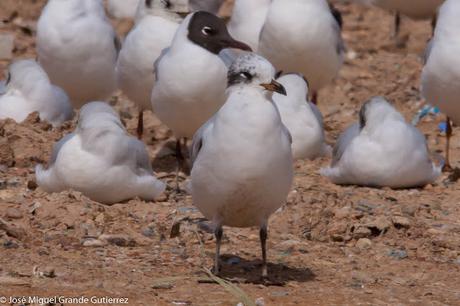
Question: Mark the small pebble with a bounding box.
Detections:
[392,216,411,229]
[356,238,372,250]
[27,179,37,190]
[82,238,107,247]
[387,249,408,260]
[226,257,241,265]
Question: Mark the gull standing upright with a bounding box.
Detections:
[321,97,441,188]
[37,0,118,108]
[421,0,459,171]
[0,59,73,127]
[258,0,344,105]
[117,0,189,139]
[227,0,271,51]
[36,102,166,204]
[191,53,293,278]
[273,73,330,160]
[152,11,251,184]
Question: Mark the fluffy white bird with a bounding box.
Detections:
[191,53,293,278]
[106,0,140,19]
[37,0,118,108]
[117,0,189,138]
[321,97,441,188]
[152,11,251,185]
[273,73,330,160]
[36,102,166,204]
[227,0,271,51]
[0,60,73,127]
[258,0,344,104]
[421,0,458,170]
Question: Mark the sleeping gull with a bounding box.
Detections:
[321,97,441,188]
[0,59,73,127]
[36,102,166,204]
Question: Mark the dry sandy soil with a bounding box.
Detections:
[0,1,459,305]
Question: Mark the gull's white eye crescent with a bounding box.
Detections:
[202,26,213,36]
[240,72,252,80]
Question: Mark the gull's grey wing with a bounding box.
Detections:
[49,133,75,166]
[332,123,359,166]
[153,47,170,82]
[0,80,6,95]
[423,38,434,65]
[190,117,215,167]
[282,123,293,145]
[309,102,324,129]
[129,138,154,175]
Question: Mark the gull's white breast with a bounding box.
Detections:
[191,88,293,227]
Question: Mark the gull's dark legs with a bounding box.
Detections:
[175,138,185,191]
[213,226,223,275]
[443,116,453,172]
[394,12,401,37]
[136,110,144,140]
[260,224,268,279]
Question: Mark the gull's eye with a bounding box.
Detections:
[201,26,215,36]
[240,72,252,80]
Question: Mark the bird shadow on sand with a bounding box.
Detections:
[213,254,315,286]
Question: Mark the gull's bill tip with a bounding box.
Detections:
[262,79,287,96]
[222,38,252,52]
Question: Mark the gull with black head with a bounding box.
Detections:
[190,53,293,279]
[152,11,251,189]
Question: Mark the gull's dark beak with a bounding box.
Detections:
[261,79,287,96]
[220,37,252,52]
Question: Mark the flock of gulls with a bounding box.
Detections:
[0,0,456,278]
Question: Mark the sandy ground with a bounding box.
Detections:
[0,1,459,305]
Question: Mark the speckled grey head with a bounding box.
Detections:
[137,0,189,20]
[228,53,286,95]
